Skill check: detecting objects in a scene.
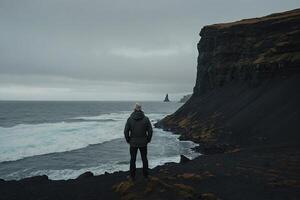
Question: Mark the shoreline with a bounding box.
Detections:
[1,110,299,200]
[0,122,199,182]
[1,114,299,200]
[1,140,299,200]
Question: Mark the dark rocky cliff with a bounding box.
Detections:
[179,94,192,103]
[156,9,300,151]
[194,9,300,95]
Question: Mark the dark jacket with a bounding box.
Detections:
[124,110,153,147]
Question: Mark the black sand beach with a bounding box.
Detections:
[1,144,299,200]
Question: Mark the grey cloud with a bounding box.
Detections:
[0,0,299,100]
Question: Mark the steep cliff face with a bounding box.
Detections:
[179,94,192,103]
[194,9,300,95]
[156,9,300,150]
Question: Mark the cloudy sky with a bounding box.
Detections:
[0,0,299,101]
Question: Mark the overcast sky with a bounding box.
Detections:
[0,0,299,101]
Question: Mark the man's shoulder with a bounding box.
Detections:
[144,116,150,121]
[126,116,132,122]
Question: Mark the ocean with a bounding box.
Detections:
[0,101,199,180]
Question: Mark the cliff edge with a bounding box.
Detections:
[156,9,300,151]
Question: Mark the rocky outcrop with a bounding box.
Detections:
[179,94,192,103]
[164,94,170,102]
[179,155,191,164]
[76,171,94,179]
[156,9,300,151]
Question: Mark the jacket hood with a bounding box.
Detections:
[130,110,145,120]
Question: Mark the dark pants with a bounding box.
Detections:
[130,146,148,178]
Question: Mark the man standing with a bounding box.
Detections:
[124,103,153,180]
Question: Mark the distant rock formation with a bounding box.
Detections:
[164,94,170,102]
[156,9,300,150]
[179,94,192,103]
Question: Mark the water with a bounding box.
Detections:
[0,101,199,180]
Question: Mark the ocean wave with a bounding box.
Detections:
[0,120,123,162]
[21,156,180,180]
[72,112,166,122]
[71,112,131,121]
[64,118,116,123]
[0,112,167,163]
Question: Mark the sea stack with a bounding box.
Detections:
[164,94,170,102]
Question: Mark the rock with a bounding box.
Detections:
[144,176,170,194]
[199,193,221,200]
[161,162,177,167]
[180,155,190,164]
[201,171,215,178]
[20,175,49,183]
[173,183,195,198]
[177,173,202,181]
[264,161,271,168]
[179,94,192,103]
[145,177,195,198]
[77,171,94,180]
[112,180,134,195]
[200,144,227,155]
[164,93,170,102]
[177,171,215,182]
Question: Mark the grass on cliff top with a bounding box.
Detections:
[208,8,300,29]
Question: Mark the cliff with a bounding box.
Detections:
[179,94,192,103]
[156,9,300,151]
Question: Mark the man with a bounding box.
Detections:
[124,103,153,180]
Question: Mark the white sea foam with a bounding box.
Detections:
[72,112,130,121]
[0,113,131,162]
[0,112,167,162]
[26,155,181,180]
[73,112,165,122]
[28,163,129,180]
[0,103,199,181]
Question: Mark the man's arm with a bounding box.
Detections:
[146,117,153,143]
[124,118,131,143]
